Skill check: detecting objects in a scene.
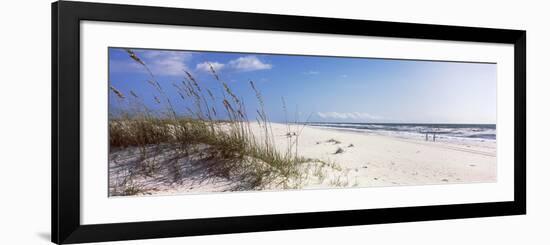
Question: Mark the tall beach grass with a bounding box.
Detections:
[109,49,315,193]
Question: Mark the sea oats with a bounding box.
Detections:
[109,85,125,99]
[129,90,139,98]
[208,62,221,81]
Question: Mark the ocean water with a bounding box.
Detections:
[306,122,496,142]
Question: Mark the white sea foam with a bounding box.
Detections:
[305,123,496,145]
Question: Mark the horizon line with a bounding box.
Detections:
[294,121,497,125]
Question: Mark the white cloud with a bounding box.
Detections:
[114,50,272,76]
[303,71,319,75]
[141,50,192,76]
[340,74,348,78]
[317,112,382,120]
[195,62,225,73]
[117,49,193,77]
[228,56,272,71]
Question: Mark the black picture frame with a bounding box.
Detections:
[52,1,526,244]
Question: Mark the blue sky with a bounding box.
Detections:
[109,47,497,124]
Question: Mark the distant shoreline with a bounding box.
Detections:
[302,122,496,142]
[300,122,496,125]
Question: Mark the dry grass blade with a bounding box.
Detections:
[109,85,125,99]
[124,48,155,79]
[124,48,145,66]
[208,62,220,81]
[130,90,139,98]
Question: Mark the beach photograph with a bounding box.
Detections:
[108,48,497,197]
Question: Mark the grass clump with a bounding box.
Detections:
[327,138,341,144]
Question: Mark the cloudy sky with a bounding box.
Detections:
[109,47,497,124]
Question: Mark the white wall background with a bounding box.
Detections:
[0,0,547,244]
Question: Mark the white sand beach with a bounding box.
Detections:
[273,123,495,187]
[109,122,496,196]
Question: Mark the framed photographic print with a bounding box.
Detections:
[52,1,526,244]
